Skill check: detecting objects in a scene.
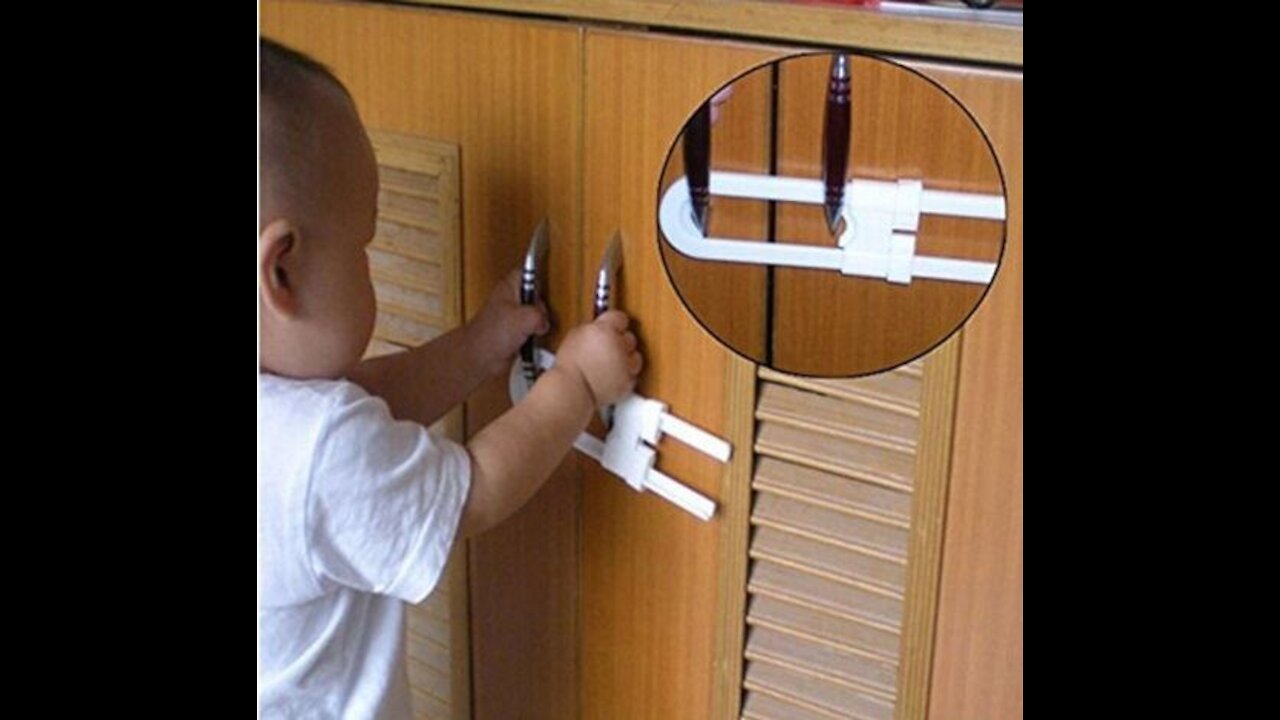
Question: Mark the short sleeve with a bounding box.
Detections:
[306,386,472,604]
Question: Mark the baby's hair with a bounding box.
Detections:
[260,37,353,216]
[260,37,349,105]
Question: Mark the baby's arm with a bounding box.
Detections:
[457,310,641,538]
[347,268,548,427]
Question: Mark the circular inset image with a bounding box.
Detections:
[657,52,1007,377]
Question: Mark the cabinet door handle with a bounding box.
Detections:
[682,102,712,235]
[520,218,550,386]
[822,53,852,235]
[594,231,622,319]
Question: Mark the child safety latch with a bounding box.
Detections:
[508,231,729,521]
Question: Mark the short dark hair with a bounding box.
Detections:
[260,37,354,212]
[260,37,348,104]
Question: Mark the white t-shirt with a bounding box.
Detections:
[258,373,472,719]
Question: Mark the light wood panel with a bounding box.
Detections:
[772,53,1004,377]
[403,0,1024,66]
[261,3,585,717]
[894,336,959,720]
[659,62,772,362]
[580,29,788,719]
[710,355,759,720]
[908,62,1023,720]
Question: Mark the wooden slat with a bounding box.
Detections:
[408,632,454,677]
[747,626,897,699]
[410,686,452,720]
[373,310,445,348]
[759,366,922,416]
[752,494,908,562]
[748,625,897,697]
[742,690,843,720]
[367,248,444,293]
[372,219,447,262]
[379,188,444,227]
[756,422,915,492]
[754,457,911,527]
[407,656,453,703]
[407,611,452,649]
[750,526,904,596]
[369,128,454,173]
[373,280,445,321]
[757,383,919,453]
[745,661,895,720]
[748,594,900,662]
[375,164,443,199]
[364,338,405,360]
[749,561,902,631]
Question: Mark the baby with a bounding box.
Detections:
[258,37,641,718]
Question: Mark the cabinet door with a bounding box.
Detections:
[581,29,788,720]
[906,62,1023,720]
[262,2,586,718]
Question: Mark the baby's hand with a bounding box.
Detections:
[472,267,551,378]
[555,310,643,407]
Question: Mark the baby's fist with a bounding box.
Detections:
[556,310,643,407]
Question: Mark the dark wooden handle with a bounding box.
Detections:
[822,54,851,234]
[683,102,712,234]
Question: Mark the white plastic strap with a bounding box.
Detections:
[644,469,716,522]
[659,173,1002,286]
[508,352,725,521]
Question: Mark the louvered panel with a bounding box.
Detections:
[747,359,926,720]
[756,423,915,492]
[745,661,895,720]
[757,383,918,453]
[743,690,845,720]
[360,130,465,720]
[759,363,922,416]
[750,526,905,596]
[746,626,898,698]
[747,594,900,661]
[754,458,910,527]
[749,562,902,630]
[753,494,908,562]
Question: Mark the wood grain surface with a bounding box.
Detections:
[399,0,1024,66]
[771,53,1005,377]
[659,63,772,363]
[909,61,1023,720]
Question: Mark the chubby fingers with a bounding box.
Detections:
[626,348,644,376]
[594,309,630,333]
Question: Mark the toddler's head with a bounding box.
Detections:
[259,38,378,379]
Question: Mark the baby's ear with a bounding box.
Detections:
[259,218,301,318]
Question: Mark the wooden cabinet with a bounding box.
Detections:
[261,3,1022,718]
